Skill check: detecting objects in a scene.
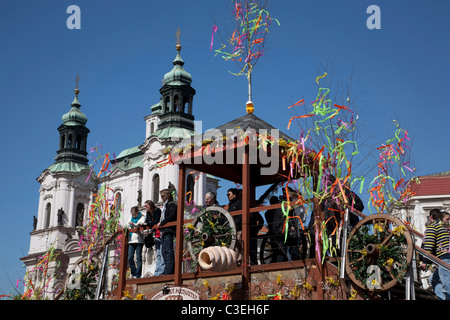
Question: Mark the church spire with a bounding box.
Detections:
[172,27,185,68]
[54,75,90,165]
[155,28,196,137]
[70,73,82,110]
[163,27,191,85]
[175,26,182,50]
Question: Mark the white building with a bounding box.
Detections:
[393,171,450,242]
[20,41,219,298]
[391,171,450,290]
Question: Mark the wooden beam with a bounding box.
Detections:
[241,147,251,299]
[186,162,242,183]
[116,228,128,300]
[174,163,186,285]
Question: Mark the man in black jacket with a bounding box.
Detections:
[265,196,286,262]
[227,188,242,230]
[157,189,177,275]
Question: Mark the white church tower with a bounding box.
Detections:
[21,33,220,295]
[100,35,219,217]
[21,82,98,296]
[140,34,214,208]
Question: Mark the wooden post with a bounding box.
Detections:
[174,163,186,286]
[242,147,251,299]
[116,228,128,300]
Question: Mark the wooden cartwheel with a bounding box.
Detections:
[345,213,414,292]
[186,206,237,267]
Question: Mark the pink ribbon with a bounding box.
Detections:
[211,24,218,51]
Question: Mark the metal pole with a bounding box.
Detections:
[405,250,416,300]
[96,244,110,300]
[248,70,252,103]
[340,209,349,279]
[405,266,411,300]
[416,245,450,272]
[410,236,417,300]
[338,182,349,280]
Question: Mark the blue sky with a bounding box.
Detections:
[1,0,449,296]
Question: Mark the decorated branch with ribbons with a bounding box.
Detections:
[20,243,61,299]
[212,0,280,113]
[280,75,418,266]
[368,120,418,214]
[282,78,362,263]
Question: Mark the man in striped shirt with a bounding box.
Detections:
[420,209,450,300]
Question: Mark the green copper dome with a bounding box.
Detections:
[62,90,88,126]
[150,99,163,115]
[163,45,192,86]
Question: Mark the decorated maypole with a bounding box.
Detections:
[212,0,279,114]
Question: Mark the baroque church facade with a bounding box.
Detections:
[20,40,219,297]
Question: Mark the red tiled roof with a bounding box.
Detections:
[410,175,450,196]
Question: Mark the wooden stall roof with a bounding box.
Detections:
[214,113,294,142]
[171,113,302,186]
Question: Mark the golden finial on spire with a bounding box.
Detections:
[175,27,182,50]
[74,73,80,97]
[246,101,254,114]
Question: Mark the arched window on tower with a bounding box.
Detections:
[75,203,84,227]
[152,174,160,203]
[188,97,193,115]
[68,134,73,149]
[76,135,82,150]
[174,95,180,112]
[60,134,66,150]
[150,122,155,134]
[114,193,122,215]
[164,97,170,113]
[186,174,195,203]
[182,97,188,113]
[44,203,51,228]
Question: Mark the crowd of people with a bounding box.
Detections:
[124,184,364,278]
[126,188,177,278]
[124,185,450,301]
[125,183,339,279]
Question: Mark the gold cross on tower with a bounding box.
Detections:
[175,27,182,50]
[74,73,80,96]
[175,27,182,45]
